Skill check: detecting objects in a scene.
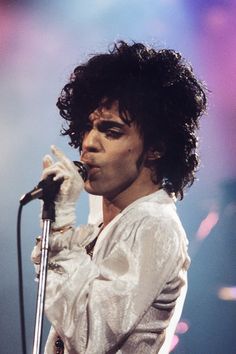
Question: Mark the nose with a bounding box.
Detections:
[82,128,100,153]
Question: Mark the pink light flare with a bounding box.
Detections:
[175,320,189,334]
[169,335,179,352]
[218,286,236,301]
[169,320,189,352]
[196,211,219,240]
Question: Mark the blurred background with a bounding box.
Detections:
[0,0,235,353]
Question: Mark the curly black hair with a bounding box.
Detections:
[57,41,207,199]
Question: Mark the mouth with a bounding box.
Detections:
[81,159,100,179]
[84,166,100,182]
[89,165,100,174]
[81,159,99,169]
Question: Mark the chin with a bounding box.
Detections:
[84,182,104,196]
[86,190,103,196]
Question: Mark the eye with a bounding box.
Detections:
[96,120,125,139]
[105,129,123,139]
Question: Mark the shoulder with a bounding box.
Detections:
[121,189,180,228]
[116,189,188,253]
[95,190,190,269]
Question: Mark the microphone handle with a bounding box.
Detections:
[20,161,88,206]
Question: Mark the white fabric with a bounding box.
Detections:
[158,271,188,354]
[32,189,190,353]
[88,194,103,225]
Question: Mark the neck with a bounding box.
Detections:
[102,198,121,227]
[102,168,161,227]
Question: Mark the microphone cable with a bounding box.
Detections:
[17,203,27,354]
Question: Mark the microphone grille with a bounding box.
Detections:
[73,161,89,182]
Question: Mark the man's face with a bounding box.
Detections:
[81,101,145,200]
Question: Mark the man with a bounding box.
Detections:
[32,41,207,353]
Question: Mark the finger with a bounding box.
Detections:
[43,154,54,169]
[41,163,65,180]
[51,145,74,170]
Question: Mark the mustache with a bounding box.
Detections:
[81,152,98,166]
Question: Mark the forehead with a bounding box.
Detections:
[89,101,128,124]
[89,99,135,126]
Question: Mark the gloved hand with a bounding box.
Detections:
[41,145,84,229]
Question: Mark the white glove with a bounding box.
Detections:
[41,145,84,229]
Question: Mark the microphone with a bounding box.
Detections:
[20,161,89,206]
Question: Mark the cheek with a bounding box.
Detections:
[126,144,144,163]
[114,146,144,172]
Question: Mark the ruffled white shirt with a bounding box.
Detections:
[32,189,190,354]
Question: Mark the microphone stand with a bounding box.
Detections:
[32,183,58,354]
[26,164,87,353]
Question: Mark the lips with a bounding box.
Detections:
[80,153,102,178]
[81,159,99,169]
[81,152,95,164]
[81,159,100,179]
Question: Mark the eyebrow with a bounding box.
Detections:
[96,120,126,130]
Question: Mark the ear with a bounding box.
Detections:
[146,148,162,161]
